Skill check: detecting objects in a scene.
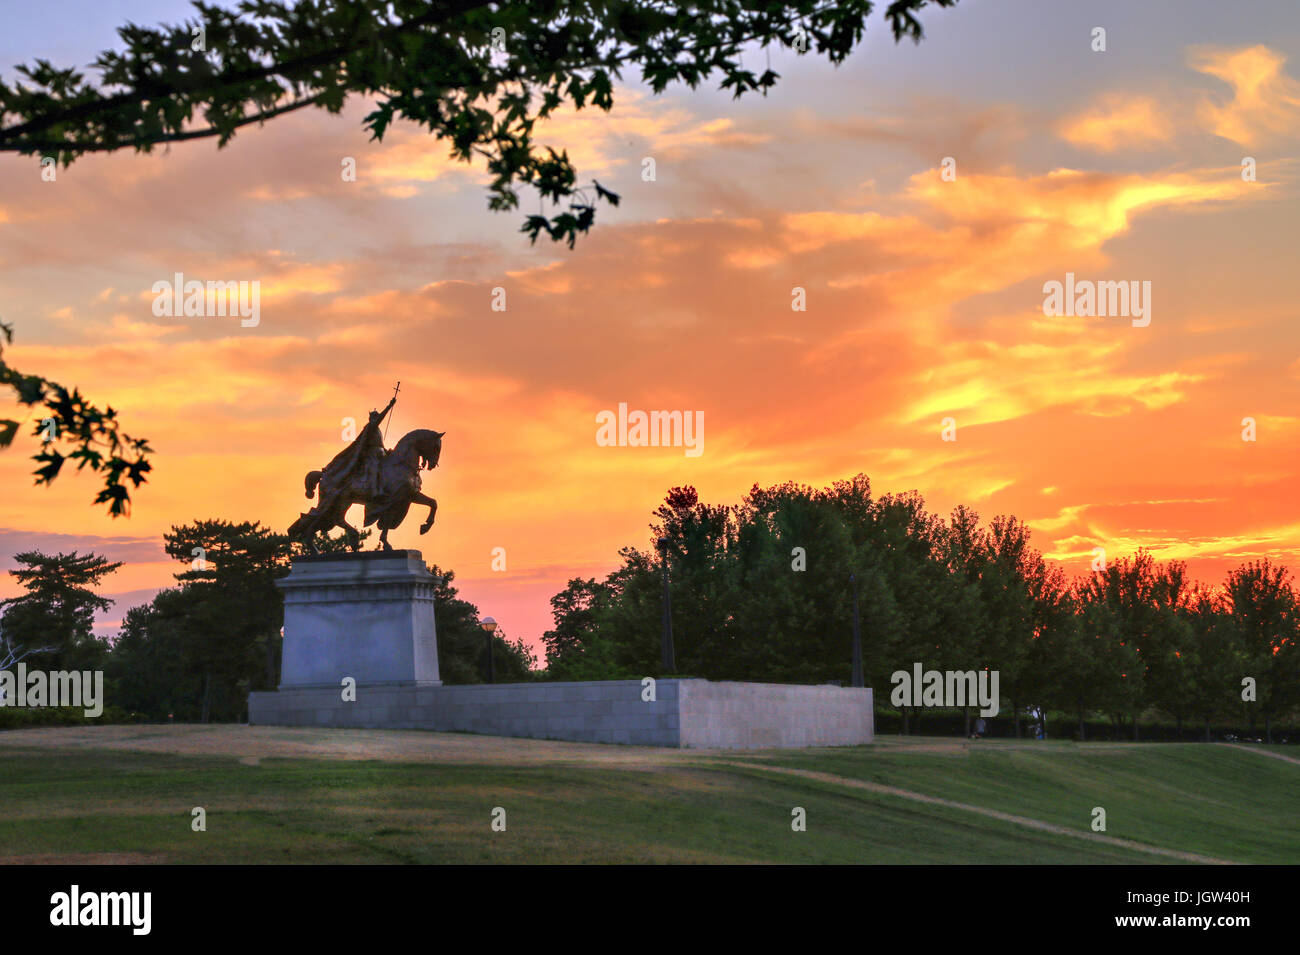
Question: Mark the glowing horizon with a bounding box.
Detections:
[2,1,1298,657]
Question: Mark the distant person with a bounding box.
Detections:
[974,717,987,738]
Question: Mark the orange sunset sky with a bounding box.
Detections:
[2,1,1298,657]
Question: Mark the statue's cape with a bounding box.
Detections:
[300,418,387,533]
[323,418,384,487]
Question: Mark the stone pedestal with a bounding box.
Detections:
[252,549,876,749]
[277,549,441,688]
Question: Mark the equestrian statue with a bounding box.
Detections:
[288,388,443,552]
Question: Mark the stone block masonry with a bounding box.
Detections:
[249,679,873,749]
[276,550,441,688]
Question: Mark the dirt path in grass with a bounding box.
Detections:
[0,853,166,865]
[720,761,1238,865]
[0,723,702,769]
[2,725,1266,767]
[1227,744,1300,766]
[849,738,1146,756]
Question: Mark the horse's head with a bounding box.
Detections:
[422,430,444,470]
[396,428,444,471]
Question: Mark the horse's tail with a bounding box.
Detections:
[304,469,323,499]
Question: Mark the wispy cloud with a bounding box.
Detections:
[1192,44,1300,145]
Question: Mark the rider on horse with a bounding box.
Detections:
[344,395,396,495]
[289,394,441,552]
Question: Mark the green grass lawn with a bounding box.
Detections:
[0,731,1293,864]
[747,740,1300,864]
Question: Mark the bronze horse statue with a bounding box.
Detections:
[288,425,444,552]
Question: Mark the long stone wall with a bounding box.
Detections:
[248,678,873,749]
[679,680,874,749]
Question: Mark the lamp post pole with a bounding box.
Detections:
[657,537,676,673]
[480,617,498,684]
[850,573,864,688]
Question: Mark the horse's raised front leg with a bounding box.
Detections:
[412,492,437,534]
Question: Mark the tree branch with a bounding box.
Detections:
[0,0,500,145]
[0,92,326,154]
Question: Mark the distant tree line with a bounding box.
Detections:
[5,478,1297,740]
[541,477,1300,743]
[1,519,534,723]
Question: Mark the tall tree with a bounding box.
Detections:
[1141,560,1196,736]
[729,480,860,684]
[1223,560,1300,744]
[1075,552,1159,739]
[542,576,612,674]
[109,587,223,720]
[649,485,737,677]
[162,519,290,714]
[0,550,122,670]
[869,490,945,733]
[1184,586,1241,741]
[935,505,990,736]
[1024,561,1077,738]
[978,515,1046,738]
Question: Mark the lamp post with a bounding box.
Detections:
[657,537,676,673]
[480,616,498,684]
[849,573,864,688]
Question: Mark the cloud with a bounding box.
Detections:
[3,42,1297,648]
[1191,45,1300,145]
[0,528,163,564]
[351,91,770,193]
[1058,95,1176,152]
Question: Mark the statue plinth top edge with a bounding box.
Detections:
[291,549,425,564]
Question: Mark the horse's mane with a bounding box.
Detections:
[392,428,443,452]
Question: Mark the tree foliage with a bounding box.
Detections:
[0,550,122,670]
[1,322,153,516]
[542,477,1300,741]
[0,0,956,247]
